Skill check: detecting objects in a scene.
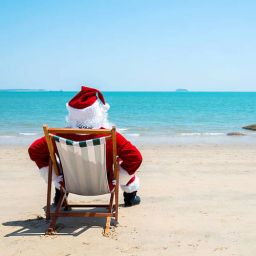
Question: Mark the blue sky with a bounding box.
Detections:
[0,0,256,91]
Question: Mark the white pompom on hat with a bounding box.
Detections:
[66,86,110,129]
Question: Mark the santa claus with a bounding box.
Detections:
[28,86,142,207]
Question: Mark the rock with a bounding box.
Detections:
[227,132,246,136]
[242,124,256,131]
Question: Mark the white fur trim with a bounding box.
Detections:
[119,166,134,186]
[119,166,140,192]
[38,166,62,188]
[66,100,111,129]
[121,176,140,193]
[39,166,49,183]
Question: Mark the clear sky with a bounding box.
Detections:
[0,0,256,91]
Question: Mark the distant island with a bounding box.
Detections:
[175,89,189,92]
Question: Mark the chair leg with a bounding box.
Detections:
[46,160,53,220]
[109,193,114,212]
[63,193,71,211]
[103,216,111,236]
[46,182,51,220]
[103,192,116,236]
[46,190,66,235]
[114,189,119,222]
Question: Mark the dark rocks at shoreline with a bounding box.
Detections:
[227,132,246,136]
[242,124,256,131]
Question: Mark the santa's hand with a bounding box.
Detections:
[53,175,63,189]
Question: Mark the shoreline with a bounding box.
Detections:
[1,132,256,146]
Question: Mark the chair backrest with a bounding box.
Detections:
[53,135,110,195]
[43,126,119,197]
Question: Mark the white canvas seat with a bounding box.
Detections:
[53,135,111,196]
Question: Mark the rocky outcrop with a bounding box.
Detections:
[227,132,246,136]
[242,124,256,131]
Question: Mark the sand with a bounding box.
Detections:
[1,143,256,256]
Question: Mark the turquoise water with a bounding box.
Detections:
[1,91,256,144]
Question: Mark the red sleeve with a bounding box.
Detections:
[28,136,50,169]
[116,132,143,175]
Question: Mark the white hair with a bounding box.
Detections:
[66,100,112,129]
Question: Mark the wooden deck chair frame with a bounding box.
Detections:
[43,125,119,236]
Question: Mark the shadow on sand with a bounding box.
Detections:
[2,207,118,237]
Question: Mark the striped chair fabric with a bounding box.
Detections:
[53,135,110,196]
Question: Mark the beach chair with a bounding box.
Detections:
[43,125,119,236]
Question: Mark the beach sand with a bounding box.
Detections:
[1,143,256,256]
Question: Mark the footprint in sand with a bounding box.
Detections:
[187,243,199,248]
[214,247,228,251]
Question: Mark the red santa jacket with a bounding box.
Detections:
[28,130,142,188]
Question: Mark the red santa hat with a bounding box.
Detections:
[66,86,110,128]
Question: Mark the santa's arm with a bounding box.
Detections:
[28,136,50,169]
[116,132,143,175]
[28,136,62,188]
[116,132,142,192]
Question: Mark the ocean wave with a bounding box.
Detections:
[19,132,37,136]
[203,132,225,136]
[127,133,140,137]
[180,132,225,136]
[0,134,37,145]
[117,128,129,132]
[0,135,14,138]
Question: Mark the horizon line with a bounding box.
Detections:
[1,89,256,93]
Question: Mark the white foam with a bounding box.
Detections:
[19,132,37,136]
[118,128,129,132]
[180,133,201,136]
[203,132,225,136]
[127,133,140,137]
[0,134,36,145]
[180,132,225,136]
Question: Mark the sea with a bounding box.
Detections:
[1,91,256,145]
